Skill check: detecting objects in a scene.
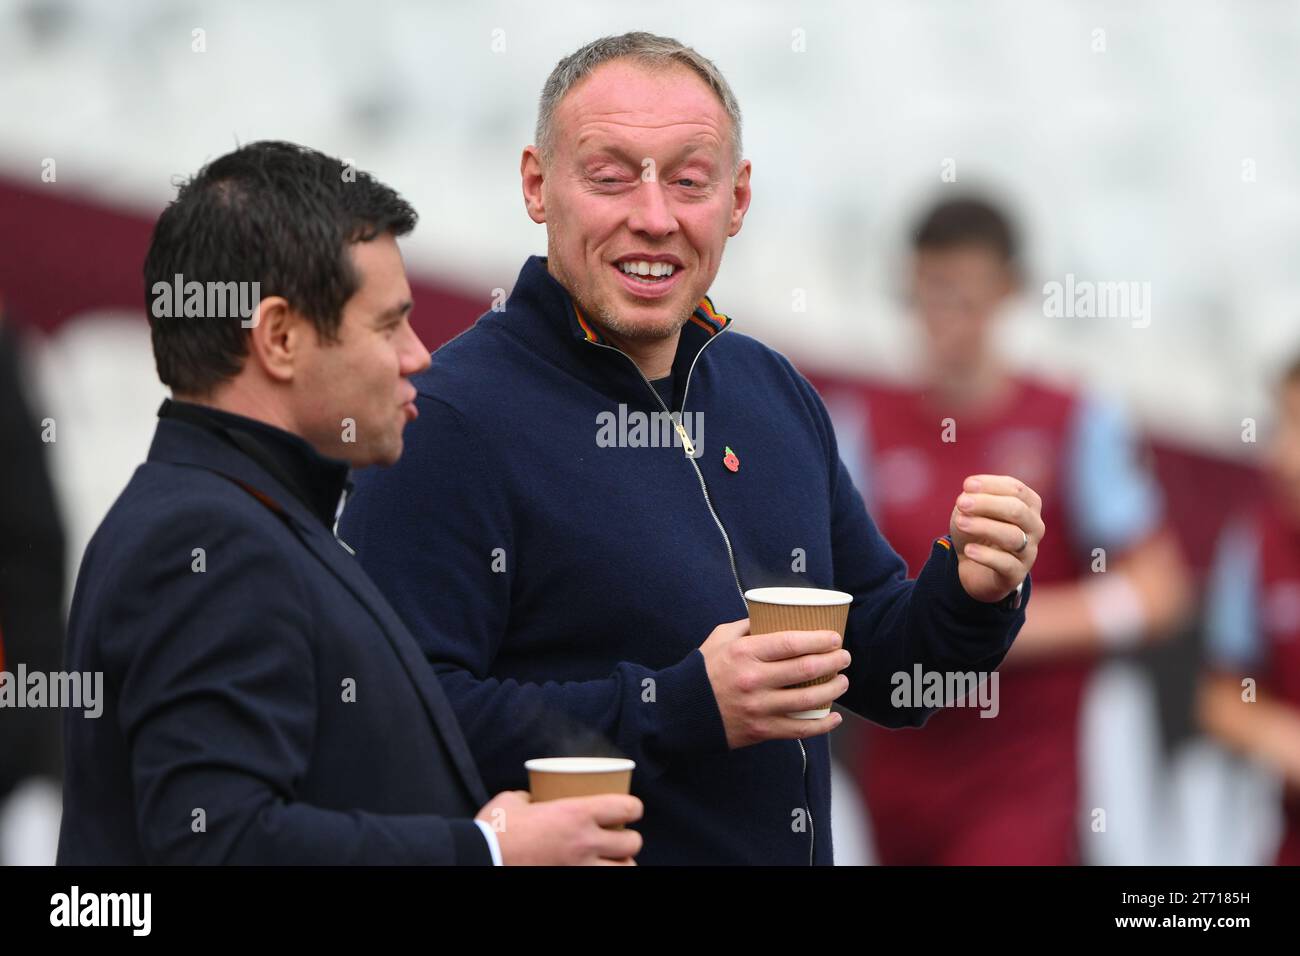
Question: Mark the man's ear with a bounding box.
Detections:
[521,146,547,224]
[246,296,306,384]
[727,159,752,238]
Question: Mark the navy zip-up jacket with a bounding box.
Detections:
[341,255,1030,865]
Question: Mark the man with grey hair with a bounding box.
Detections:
[342,32,1044,864]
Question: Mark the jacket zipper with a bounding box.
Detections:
[584,327,817,865]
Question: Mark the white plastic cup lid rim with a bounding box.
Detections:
[524,757,637,773]
[744,587,853,606]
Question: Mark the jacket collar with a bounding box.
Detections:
[495,256,732,403]
[145,416,491,807]
[157,398,350,531]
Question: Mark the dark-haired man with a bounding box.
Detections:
[57,141,643,865]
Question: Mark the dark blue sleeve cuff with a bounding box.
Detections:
[449,818,494,866]
[931,535,1032,616]
[645,650,730,760]
[914,536,1031,666]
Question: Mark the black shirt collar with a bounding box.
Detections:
[649,373,674,409]
[158,398,351,530]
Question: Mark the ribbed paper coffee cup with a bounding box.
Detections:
[525,757,635,802]
[744,587,852,719]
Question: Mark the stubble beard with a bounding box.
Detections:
[587,294,692,343]
[547,234,695,344]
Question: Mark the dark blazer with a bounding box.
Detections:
[57,416,491,864]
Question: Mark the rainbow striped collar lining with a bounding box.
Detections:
[572,296,731,345]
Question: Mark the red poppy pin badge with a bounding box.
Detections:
[723,446,740,472]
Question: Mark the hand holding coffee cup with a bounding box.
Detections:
[697,600,852,750]
[472,757,641,866]
[477,780,643,866]
[744,588,853,719]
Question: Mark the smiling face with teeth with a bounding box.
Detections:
[522,59,752,359]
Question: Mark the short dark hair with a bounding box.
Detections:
[143,140,417,395]
[911,195,1019,266]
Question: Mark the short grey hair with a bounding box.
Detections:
[535,32,743,172]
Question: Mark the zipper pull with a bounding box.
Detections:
[672,415,696,457]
